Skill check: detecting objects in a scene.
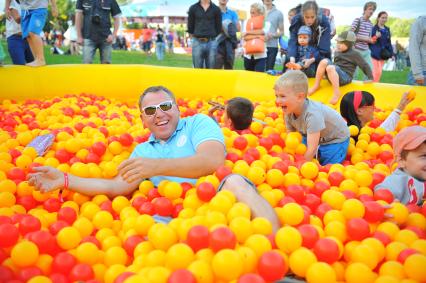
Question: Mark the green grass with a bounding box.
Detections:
[1,40,409,84]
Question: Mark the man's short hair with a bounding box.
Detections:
[274,70,308,96]
[363,1,377,11]
[226,97,254,130]
[138,86,176,110]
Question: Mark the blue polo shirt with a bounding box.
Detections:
[221,7,239,26]
[130,114,225,186]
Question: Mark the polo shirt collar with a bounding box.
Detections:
[148,118,185,144]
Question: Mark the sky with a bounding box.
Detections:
[1,0,424,26]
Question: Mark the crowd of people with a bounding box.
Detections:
[185,0,425,88]
[2,0,424,86]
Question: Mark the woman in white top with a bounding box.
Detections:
[242,3,270,72]
[340,90,414,133]
[5,0,34,64]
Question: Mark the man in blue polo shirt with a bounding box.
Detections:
[28,86,279,230]
[215,0,240,69]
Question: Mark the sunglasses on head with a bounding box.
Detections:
[142,101,174,116]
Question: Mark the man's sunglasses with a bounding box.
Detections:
[142,101,174,116]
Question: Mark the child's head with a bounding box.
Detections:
[340,91,375,129]
[288,5,301,24]
[274,70,308,115]
[336,30,356,52]
[393,126,426,181]
[224,97,254,131]
[297,25,312,46]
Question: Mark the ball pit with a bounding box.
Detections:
[0,65,425,283]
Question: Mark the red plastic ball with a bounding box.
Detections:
[187,225,210,252]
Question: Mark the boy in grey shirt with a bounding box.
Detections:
[4,0,57,66]
[308,30,373,105]
[275,70,350,165]
[375,126,426,205]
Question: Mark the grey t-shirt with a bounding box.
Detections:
[375,169,425,205]
[20,0,48,10]
[264,6,284,48]
[285,99,350,145]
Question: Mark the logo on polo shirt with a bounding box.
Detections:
[176,135,187,147]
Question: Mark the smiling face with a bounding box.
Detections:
[139,90,180,141]
[274,85,305,116]
[399,142,426,181]
[378,13,388,26]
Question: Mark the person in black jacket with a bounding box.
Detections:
[187,0,222,69]
[288,1,331,65]
[369,11,393,82]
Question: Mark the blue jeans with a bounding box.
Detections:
[155,42,165,60]
[266,47,278,71]
[354,48,373,80]
[191,38,217,69]
[7,34,34,65]
[244,56,266,72]
[83,39,112,64]
[407,70,426,86]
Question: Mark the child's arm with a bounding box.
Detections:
[380,92,414,132]
[49,0,58,18]
[304,132,320,161]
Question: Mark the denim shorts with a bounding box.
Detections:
[324,59,352,86]
[302,136,349,165]
[21,8,47,39]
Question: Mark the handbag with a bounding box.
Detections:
[244,37,265,54]
[244,16,265,54]
[380,48,392,60]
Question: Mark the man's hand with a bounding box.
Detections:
[27,166,64,193]
[106,34,115,44]
[77,36,84,45]
[117,158,158,183]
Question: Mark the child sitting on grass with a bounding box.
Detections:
[308,30,373,104]
[275,70,350,165]
[208,97,254,131]
[375,126,426,205]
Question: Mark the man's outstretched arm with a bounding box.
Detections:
[28,166,141,198]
